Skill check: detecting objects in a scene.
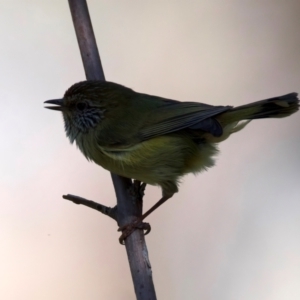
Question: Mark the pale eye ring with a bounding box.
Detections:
[76,102,86,110]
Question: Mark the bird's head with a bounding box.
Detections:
[44,81,129,143]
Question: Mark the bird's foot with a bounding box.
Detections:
[118,220,151,245]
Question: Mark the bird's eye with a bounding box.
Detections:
[76,102,86,110]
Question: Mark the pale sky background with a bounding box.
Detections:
[1,1,300,299]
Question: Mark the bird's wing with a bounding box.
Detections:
[138,102,231,140]
[96,100,231,152]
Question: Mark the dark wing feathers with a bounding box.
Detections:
[138,102,231,140]
[188,118,223,136]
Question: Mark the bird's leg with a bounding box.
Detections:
[118,193,173,244]
[130,180,151,235]
[133,180,147,200]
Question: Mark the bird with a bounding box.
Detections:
[44,81,299,243]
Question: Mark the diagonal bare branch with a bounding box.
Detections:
[67,1,157,299]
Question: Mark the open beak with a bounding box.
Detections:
[44,99,64,111]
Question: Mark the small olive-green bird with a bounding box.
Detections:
[45,81,299,241]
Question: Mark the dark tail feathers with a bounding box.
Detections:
[218,93,299,125]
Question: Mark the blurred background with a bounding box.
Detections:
[1,0,300,299]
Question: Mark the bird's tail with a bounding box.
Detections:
[207,93,299,143]
[220,93,299,123]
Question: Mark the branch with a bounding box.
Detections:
[62,194,117,220]
[67,1,157,299]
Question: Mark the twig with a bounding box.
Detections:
[62,194,117,220]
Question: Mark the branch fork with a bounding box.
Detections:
[62,180,150,242]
